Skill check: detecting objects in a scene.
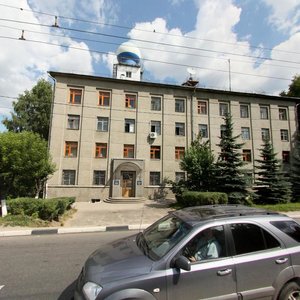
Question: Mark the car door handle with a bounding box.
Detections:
[275,258,288,264]
[217,269,232,276]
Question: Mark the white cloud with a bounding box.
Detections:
[122,0,299,95]
[0,0,96,119]
[262,0,300,33]
[28,0,119,27]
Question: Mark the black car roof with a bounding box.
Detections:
[172,205,282,226]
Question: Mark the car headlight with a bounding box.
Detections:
[83,282,102,300]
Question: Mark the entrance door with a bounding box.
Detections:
[121,171,135,197]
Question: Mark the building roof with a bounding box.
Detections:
[48,71,300,103]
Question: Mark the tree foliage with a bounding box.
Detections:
[253,140,291,204]
[280,75,300,97]
[179,135,216,192]
[291,132,300,202]
[215,113,249,204]
[0,131,56,199]
[2,79,53,140]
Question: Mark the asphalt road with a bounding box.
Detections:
[0,231,137,300]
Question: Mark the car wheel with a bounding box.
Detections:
[279,282,300,300]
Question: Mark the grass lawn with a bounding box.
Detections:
[255,203,300,212]
[0,208,76,227]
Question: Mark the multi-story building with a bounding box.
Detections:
[46,43,299,202]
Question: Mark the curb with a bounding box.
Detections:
[0,224,151,237]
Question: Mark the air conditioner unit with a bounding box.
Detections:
[149,132,157,139]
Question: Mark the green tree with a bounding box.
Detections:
[2,79,53,140]
[291,132,300,202]
[0,131,56,199]
[253,140,291,204]
[215,113,248,204]
[280,75,300,97]
[179,135,216,192]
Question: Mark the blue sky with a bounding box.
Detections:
[0,0,299,132]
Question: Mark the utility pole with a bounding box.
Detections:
[228,59,232,91]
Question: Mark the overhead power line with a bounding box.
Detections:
[0,17,300,67]
[1,2,300,56]
[0,34,293,82]
[1,24,299,72]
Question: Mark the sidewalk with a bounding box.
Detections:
[1,199,300,237]
[0,198,175,237]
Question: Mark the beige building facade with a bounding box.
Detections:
[47,71,298,202]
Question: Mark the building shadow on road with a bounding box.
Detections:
[58,280,76,300]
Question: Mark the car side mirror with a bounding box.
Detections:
[173,256,191,271]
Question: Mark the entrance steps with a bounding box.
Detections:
[104,197,147,203]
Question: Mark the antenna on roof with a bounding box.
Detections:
[187,67,196,80]
[182,68,199,87]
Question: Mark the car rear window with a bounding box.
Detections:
[271,221,300,242]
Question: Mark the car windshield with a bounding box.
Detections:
[137,214,192,260]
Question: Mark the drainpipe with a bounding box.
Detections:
[46,73,57,199]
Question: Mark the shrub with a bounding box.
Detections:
[179,191,228,207]
[7,197,75,221]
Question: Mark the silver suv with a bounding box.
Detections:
[74,205,300,300]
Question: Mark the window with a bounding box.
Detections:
[125,119,135,133]
[230,223,280,255]
[175,172,185,182]
[98,91,110,106]
[124,144,134,158]
[67,115,80,130]
[125,94,136,108]
[219,102,229,116]
[261,128,270,141]
[95,143,107,158]
[197,100,207,115]
[175,122,185,136]
[93,170,105,185]
[240,104,249,118]
[69,88,82,104]
[280,129,289,141]
[260,106,269,119]
[175,147,185,160]
[199,124,208,138]
[62,170,75,185]
[271,221,300,242]
[97,117,109,132]
[151,121,161,135]
[242,149,252,162]
[241,127,250,140]
[175,98,185,113]
[151,96,161,111]
[150,146,161,159]
[126,71,132,78]
[220,124,226,138]
[182,225,226,262]
[150,172,160,185]
[279,108,287,120]
[282,151,290,163]
[65,141,78,157]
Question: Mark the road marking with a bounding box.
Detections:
[0,285,4,291]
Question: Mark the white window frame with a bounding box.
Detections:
[97,117,109,132]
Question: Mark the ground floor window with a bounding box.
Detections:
[62,170,76,185]
[93,170,106,185]
[150,172,160,185]
[175,172,185,182]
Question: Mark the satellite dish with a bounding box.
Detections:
[187,67,196,76]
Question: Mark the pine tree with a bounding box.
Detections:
[215,113,248,204]
[254,140,291,204]
[291,132,300,202]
